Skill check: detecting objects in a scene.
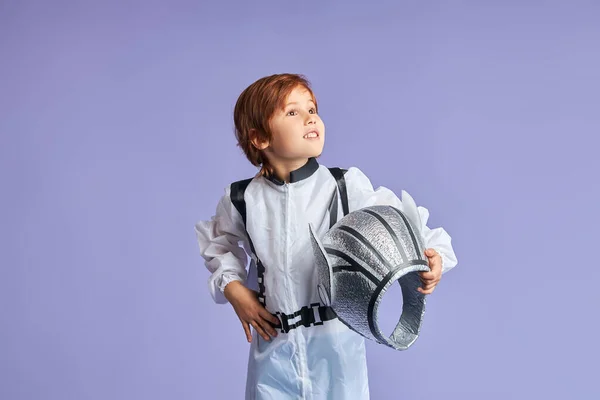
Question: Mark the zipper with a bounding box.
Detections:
[283,182,296,310]
[285,182,311,398]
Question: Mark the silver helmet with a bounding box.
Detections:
[309,190,430,350]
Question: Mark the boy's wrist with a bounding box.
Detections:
[223,280,244,300]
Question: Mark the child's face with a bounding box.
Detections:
[266,86,325,162]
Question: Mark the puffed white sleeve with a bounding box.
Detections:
[194,187,249,304]
[344,167,458,274]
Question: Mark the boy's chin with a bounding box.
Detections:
[305,150,323,159]
[307,145,324,158]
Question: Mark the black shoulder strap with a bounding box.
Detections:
[229,177,268,306]
[230,178,253,227]
[328,167,349,217]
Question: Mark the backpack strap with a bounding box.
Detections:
[328,167,349,219]
[327,185,339,228]
[230,178,252,226]
[229,178,267,306]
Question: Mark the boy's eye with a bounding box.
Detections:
[286,108,317,116]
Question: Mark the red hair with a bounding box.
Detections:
[233,73,318,176]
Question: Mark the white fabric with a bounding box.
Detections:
[195,162,458,399]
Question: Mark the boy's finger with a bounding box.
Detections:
[424,262,441,276]
[242,321,252,343]
[420,271,435,280]
[420,273,438,282]
[260,309,281,326]
[426,248,441,257]
[418,284,436,293]
[418,286,435,294]
[251,321,271,342]
[260,318,278,338]
[430,259,442,270]
[421,275,440,284]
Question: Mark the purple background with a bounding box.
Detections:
[2,1,599,399]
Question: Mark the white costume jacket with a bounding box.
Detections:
[195,158,458,400]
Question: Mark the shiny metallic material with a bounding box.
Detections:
[309,190,430,350]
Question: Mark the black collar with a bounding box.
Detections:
[265,157,320,185]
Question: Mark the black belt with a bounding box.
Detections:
[275,303,337,333]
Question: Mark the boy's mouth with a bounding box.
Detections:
[304,130,319,139]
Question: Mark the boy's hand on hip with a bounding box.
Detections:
[418,248,442,295]
[224,281,280,342]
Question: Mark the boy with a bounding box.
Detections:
[195,73,458,399]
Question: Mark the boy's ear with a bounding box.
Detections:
[249,129,270,151]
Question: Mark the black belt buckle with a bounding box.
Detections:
[300,305,314,328]
[311,303,325,326]
[278,313,290,333]
[276,304,334,333]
